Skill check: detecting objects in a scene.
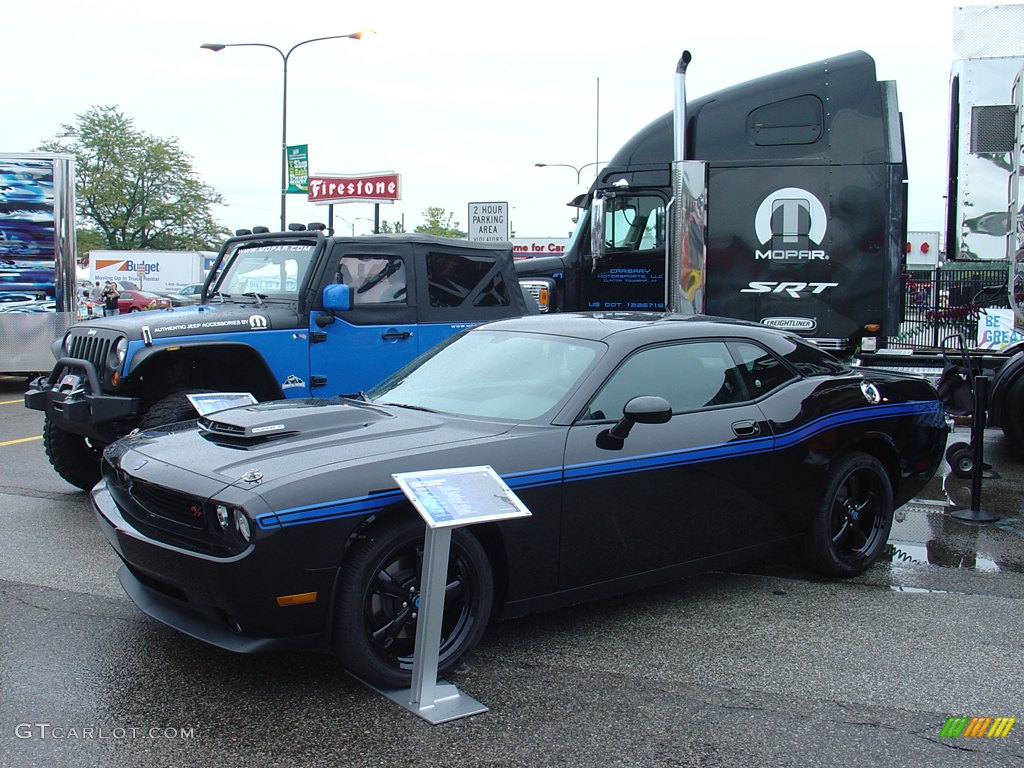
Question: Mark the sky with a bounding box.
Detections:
[2,0,1009,240]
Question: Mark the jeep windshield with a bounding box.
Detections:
[212,243,317,301]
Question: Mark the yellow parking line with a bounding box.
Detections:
[0,436,41,447]
[0,399,24,405]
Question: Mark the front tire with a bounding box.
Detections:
[334,516,493,689]
[999,377,1024,454]
[138,389,211,430]
[42,416,102,491]
[802,452,894,577]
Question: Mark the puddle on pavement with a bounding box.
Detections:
[883,466,1024,577]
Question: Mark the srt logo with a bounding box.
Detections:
[754,187,829,261]
[742,281,838,298]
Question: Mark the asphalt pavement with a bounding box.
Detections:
[1,374,1022,768]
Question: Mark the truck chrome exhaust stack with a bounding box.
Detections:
[667,50,707,315]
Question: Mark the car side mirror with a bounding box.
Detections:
[317,283,351,326]
[596,395,672,450]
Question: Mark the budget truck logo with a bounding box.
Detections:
[753,187,828,261]
[94,258,160,275]
[940,716,1016,738]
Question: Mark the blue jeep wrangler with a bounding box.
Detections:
[26,228,532,489]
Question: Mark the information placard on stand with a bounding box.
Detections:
[368,466,530,724]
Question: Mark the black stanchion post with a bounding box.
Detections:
[952,375,999,523]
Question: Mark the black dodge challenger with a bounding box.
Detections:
[93,313,947,688]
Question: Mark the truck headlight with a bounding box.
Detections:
[62,332,73,355]
[114,337,128,366]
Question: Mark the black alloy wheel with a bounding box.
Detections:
[334,516,493,689]
[803,452,894,577]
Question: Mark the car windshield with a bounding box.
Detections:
[367,329,603,421]
[214,243,317,299]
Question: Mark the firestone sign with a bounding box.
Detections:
[308,172,401,204]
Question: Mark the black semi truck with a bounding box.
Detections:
[515,49,1024,453]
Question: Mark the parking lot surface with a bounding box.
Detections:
[1,374,1022,767]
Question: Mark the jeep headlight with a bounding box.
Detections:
[62,332,73,355]
[114,337,128,366]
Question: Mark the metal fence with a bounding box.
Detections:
[890,266,1010,349]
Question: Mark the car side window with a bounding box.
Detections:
[583,341,747,421]
[729,342,797,397]
[338,255,407,305]
[426,251,510,308]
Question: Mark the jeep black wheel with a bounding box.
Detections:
[803,452,894,577]
[334,516,493,689]
[138,389,211,430]
[42,416,102,491]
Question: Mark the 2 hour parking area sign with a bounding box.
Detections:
[467,202,509,242]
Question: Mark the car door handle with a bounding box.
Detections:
[381,331,412,340]
[732,419,761,437]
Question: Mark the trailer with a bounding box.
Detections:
[0,153,77,374]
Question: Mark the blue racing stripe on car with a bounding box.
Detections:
[257,399,942,530]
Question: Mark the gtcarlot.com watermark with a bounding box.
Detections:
[14,723,197,741]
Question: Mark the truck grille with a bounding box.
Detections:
[66,331,114,372]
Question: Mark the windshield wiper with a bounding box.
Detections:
[377,401,439,413]
[242,292,268,306]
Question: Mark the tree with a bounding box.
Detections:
[414,207,465,239]
[378,219,406,234]
[38,106,229,251]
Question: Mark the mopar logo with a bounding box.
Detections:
[754,187,829,261]
[742,282,838,298]
[248,315,269,330]
[761,317,817,332]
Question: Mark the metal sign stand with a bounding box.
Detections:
[377,525,488,724]
[365,466,531,725]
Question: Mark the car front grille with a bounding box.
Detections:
[127,476,207,529]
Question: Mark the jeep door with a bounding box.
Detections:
[309,245,418,397]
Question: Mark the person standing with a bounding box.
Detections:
[101,281,121,316]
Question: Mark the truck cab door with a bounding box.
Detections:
[307,246,418,397]
[582,191,669,311]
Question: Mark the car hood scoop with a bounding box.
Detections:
[198,398,388,443]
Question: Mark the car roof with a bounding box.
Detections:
[474,312,786,345]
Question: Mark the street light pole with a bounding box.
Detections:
[201,31,373,232]
[534,161,607,185]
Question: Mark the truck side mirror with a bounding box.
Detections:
[317,283,351,327]
[596,395,672,450]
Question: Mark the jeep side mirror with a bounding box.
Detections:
[317,283,352,327]
[597,395,672,450]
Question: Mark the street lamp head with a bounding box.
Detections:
[534,163,548,168]
[200,43,226,52]
[348,29,376,40]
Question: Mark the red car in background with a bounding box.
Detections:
[117,290,172,313]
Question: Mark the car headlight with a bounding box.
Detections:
[234,509,251,543]
[216,504,230,532]
[62,332,73,355]
[114,337,128,366]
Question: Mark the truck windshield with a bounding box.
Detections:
[214,244,316,298]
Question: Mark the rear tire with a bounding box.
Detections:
[998,377,1024,454]
[334,515,493,689]
[42,416,102,491]
[802,452,894,577]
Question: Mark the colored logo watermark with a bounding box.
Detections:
[940,716,1015,738]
